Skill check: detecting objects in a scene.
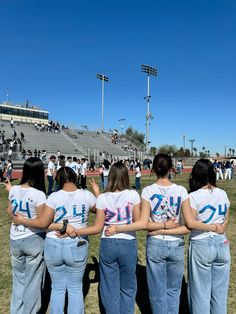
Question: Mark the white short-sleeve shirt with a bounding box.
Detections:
[142,183,189,240]
[9,186,46,240]
[46,189,96,239]
[189,187,230,239]
[96,189,140,240]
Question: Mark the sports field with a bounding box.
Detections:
[0,173,235,313]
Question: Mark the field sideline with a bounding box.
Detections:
[0,173,235,313]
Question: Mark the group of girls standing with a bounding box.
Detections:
[6,154,231,314]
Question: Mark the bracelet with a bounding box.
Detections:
[163,222,167,229]
[59,219,68,235]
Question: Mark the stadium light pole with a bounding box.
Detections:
[189,139,195,157]
[97,74,109,132]
[141,64,157,153]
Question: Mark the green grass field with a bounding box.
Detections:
[0,173,235,313]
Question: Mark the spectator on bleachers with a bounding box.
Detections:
[20,132,25,142]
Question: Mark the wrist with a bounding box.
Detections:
[163,222,167,229]
[59,219,68,234]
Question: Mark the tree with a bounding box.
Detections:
[193,147,198,157]
[149,146,157,157]
[158,145,178,156]
[125,127,145,146]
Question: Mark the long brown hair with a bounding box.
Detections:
[105,161,130,192]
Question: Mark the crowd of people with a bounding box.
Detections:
[4,153,231,314]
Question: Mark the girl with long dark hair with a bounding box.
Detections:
[13,167,96,314]
[182,159,230,314]
[6,157,46,314]
[142,154,190,314]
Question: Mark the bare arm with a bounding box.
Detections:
[76,209,105,236]
[12,204,54,229]
[105,201,149,236]
[89,178,100,197]
[149,226,190,236]
[182,198,226,233]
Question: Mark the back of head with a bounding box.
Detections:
[189,159,216,192]
[152,154,172,178]
[20,157,46,193]
[103,159,110,170]
[106,161,130,192]
[56,166,78,190]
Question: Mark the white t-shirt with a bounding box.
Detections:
[103,166,110,177]
[189,187,230,240]
[135,166,141,178]
[80,163,87,176]
[9,186,46,240]
[47,161,55,176]
[96,189,140,240]
[69,162,80,176]
[142,183,189,241]
[46,189,96,239]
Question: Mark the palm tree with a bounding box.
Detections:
[232,149,235,157]
[229,148,232,157]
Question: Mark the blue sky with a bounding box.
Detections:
[0,0,235,154]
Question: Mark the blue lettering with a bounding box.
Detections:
[150,194,164,214]
[219,204,227,217]
[199,205,216,223]
[117,206,131,224]
[19,201,31,218]
[55,206,67,223]
[11,199,18,215]
[73,204,86,223]
[169,196,181,216]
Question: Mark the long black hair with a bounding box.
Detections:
[20,157,46,194]
[189,159,216,192]
[152,154,173,178]
[56,166,78,190]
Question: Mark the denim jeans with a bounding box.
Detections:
[135,177,141,190]
[44,237,88,314]
[10,233,46,314]
[188,235,230,314]
[146,237,184,314]
[99,238,137,314]
[103,176,108,190]
[47,175,54,195]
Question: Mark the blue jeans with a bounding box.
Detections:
[103,176,108,190]
[135,177,141,190]
[99,238,137,314]
[10,233,46,314]
[47,175,54,195]
[44,237,88,314]
[146,237,184,314]
[188,235,231,314]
